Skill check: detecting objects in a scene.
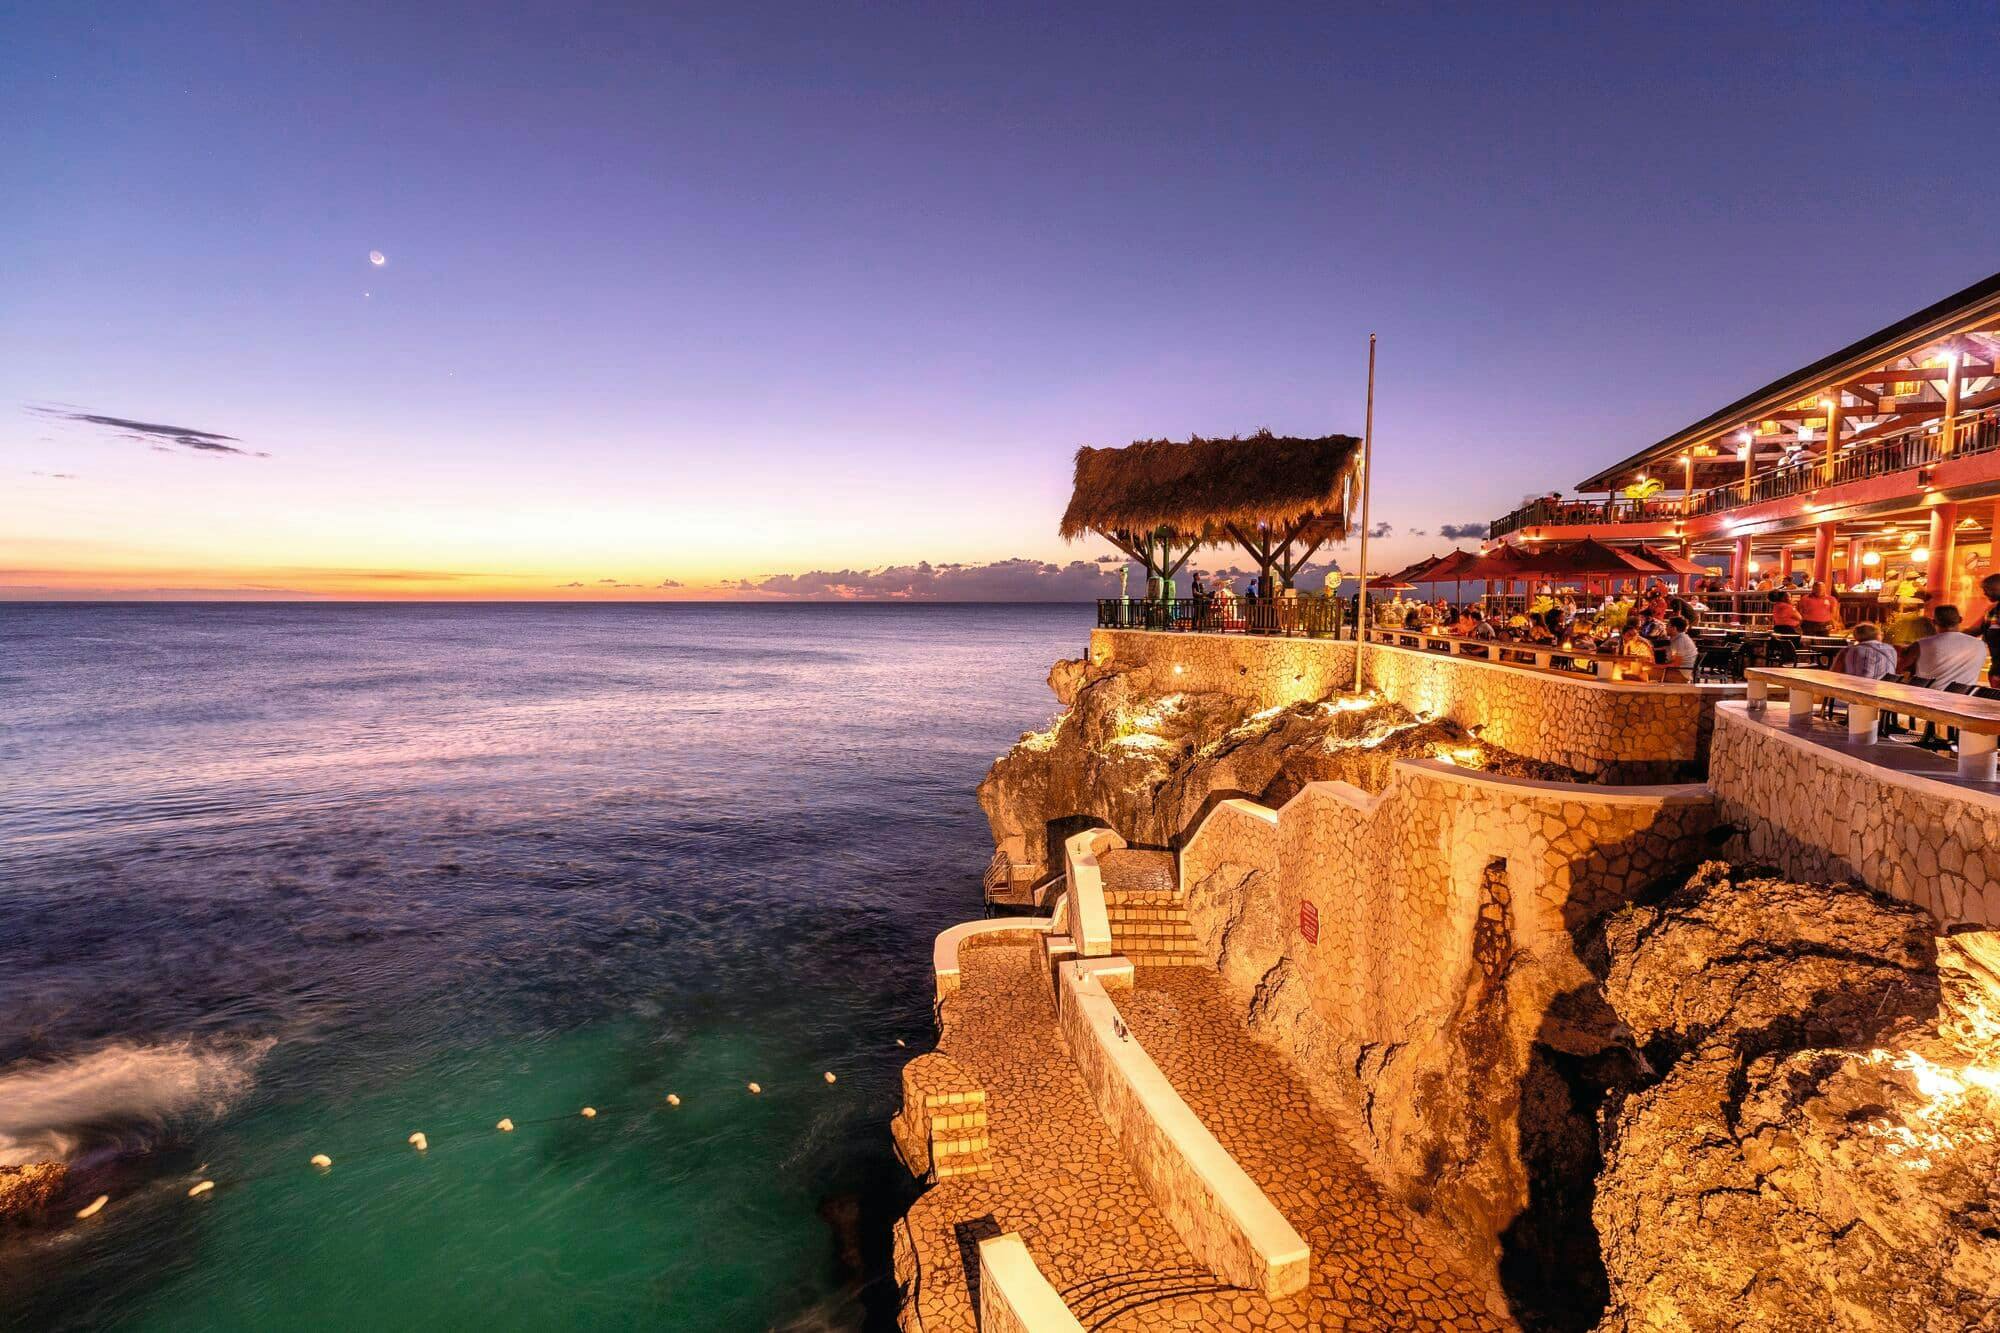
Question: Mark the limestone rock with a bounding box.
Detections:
[1594,865,1999,1332]
[978,657,1578,882]
[0,1162,66,1223]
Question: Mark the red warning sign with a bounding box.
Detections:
[1299,899,1319,944]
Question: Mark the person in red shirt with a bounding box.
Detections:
[1796,580,1838,637]
[1768,589,1803,636]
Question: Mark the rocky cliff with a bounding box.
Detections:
[1592,864,2000,1331]
[979,654,1577,882]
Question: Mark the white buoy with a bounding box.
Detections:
[665,1094,680,1107]
[409,1132,429,1152]
[496,1118,515,1132]
[823,1071,836,1084]
[76,1195,109,1219]
[310,1154,332,1169]
[747,1082,762,1095]
[188,1181,214,1198]
[580,1106,597,1118]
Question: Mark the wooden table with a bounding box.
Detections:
[1744,667,2000,781]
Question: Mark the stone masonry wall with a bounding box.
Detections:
[1090,630,1730,780]
[1175,760,1716,1275]
[1710,704,2000,928]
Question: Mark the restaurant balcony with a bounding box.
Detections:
[1490,408,2000,541]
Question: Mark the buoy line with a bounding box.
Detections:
[70,1059,890,1218]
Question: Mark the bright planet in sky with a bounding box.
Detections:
[368,250,386,266]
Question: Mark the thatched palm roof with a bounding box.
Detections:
[1059,431,1362,544]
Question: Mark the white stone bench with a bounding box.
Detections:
[1745,666,2000,781]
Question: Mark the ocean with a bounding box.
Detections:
[0,602,1088,1331]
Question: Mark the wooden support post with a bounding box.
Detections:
[1733,535,1752,588]
[1927,502,1959,608]
[1941,352,1962,456]
[1779,545,1795,583]
[1847,536,1867,590]
[1822,401,1840,484]
[1812,523,1835,588]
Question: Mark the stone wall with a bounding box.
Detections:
[1055,956,1311,1299]
[1090,630,1734,781]
[1175,759,1715,1277]
[976,1233,1086,1333]
[1710,704,2000,928]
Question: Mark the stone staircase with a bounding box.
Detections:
[891,1053,993,1182]
[1098,848,1200,965]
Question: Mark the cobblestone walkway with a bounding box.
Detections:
[897,937,1513,1331]
[1111,966,1510,1330]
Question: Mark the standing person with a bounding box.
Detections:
[1975,572,2000,685]
[1796,581,1838,637]
[1910,606,1988,688]
[1768,590,1803,637]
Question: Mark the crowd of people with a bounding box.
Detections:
[1373,583,1702,679]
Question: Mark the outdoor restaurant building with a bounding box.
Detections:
[1486,270,2000,619]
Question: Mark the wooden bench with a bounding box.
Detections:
[1744,667,2000,781]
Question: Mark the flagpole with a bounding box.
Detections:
[1353,333,1377,693]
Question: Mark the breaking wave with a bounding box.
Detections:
[0,1037,274,1166]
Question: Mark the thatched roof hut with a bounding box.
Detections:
[1059,431,1362,544]
[1060,431,1363,588]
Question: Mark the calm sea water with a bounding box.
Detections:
[0,602,1086,1331]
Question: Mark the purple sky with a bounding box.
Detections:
[5,3,1996,598]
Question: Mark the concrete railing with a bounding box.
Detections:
[1057,956,1310,1299]
[932,917,1055,1001]
[1061,829,1121,958]
[977,1232,1087,1333]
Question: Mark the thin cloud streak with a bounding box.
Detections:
[29,406,270,457]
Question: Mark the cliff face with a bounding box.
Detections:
[1592,865,2000,1332]
[978,655,1577,880]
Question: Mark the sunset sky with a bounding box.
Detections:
[6,3,1996,599]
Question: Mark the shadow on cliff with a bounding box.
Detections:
[1492,832,1736,1330]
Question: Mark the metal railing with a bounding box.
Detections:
[1491,409,2000,535]
[1096,597,1346,637]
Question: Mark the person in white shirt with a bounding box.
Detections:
[1662,616,1698,681]
[1910,606,1988,688]
[1831,623,1898,680]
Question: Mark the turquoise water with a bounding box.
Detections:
[0,603,1087,1330]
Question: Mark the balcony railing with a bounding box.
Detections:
[1490,409,2000,537]
[1488,494,1686,539]
[1096,596,1346,637]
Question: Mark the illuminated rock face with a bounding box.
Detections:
[1594,865,2000,1332]
[977,655,1577,883]
[0,1163,66,1222]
